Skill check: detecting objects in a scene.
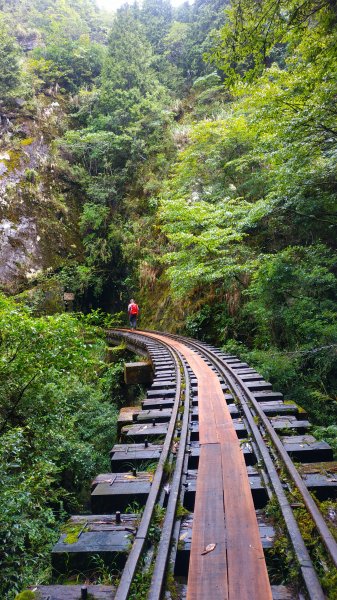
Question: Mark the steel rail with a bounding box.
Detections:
[111,331,189,600]
[148,353,191,600]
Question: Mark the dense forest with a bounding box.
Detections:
[0,0,336,597]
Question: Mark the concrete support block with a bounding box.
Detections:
[124,361,153,385]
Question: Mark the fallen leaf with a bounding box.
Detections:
[201,543,216,555]
[179,532,189,541]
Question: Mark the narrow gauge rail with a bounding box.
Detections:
[32,330,337,600]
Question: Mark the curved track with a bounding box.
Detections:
[33,329,337,600]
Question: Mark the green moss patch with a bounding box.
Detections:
[20,137,35,146]
[14,592,37,600]
[0,149,21,175]
[61,521,89,544]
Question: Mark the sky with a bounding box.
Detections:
[97,0,189,10]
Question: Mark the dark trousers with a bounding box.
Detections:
[129,314,137,329]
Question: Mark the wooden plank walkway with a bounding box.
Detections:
[136,332,272,600]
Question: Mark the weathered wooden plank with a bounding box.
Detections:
[221,440,271,599]
[187,443,228,600]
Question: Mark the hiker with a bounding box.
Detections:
[128,298,139,329]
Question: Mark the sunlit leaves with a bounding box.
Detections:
[210,0,335,84]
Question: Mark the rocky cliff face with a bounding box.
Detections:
[0,96,82,293]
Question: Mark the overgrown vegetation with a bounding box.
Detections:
[1,0,337,595]
[153,0,337,430]
[128,503,166,600]
[0,293,126,597]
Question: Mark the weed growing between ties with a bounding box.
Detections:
[291,491,337,598]
[125,500,143,516]
[164,458,176,478]
[176,501,189,519]
[127,504,166,600]
[128,563,154,600]
[53,554,121,587]
[264,497,301,590]
[166,569,180,600]
[265,457,337,597]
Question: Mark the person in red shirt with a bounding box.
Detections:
[128,299,139,329]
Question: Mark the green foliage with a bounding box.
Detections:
[24,168,38,183]
[187,0,228,77]
[56,5,174,306]
[31,35,104,92]
[80,308,124,328]
[0,294,95,430]
[140,0,172,54]
[313,426,337,456]
[176,501,189,518]
[210,0,336,84]
[163,20,192,76]
[80,203,109,234]
[0,294,123,597]
[128,566,153,600]
[245,245,337,349]
[1,0,337,593]
[192,72,221,91]
[143,0,337,428]
[0,0,106,94]
[185,303,234,343]
[0,14,21,98]
[159,117,258,295]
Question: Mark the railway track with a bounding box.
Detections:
[31,330,337,600]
